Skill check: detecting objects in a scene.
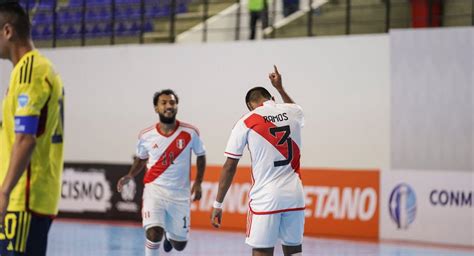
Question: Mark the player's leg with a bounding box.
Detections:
[281,245,302,256]
[25,212,53,256]
[0,211,42,256]
[163,200,190,252]
[145,225,164,243]
[279,210,305,256]
[249,12,258,39]
[253,247,274,256]
[167,235,187,251]
[245,211,280,256]
[142,184,167,256]
[144,225,164,256]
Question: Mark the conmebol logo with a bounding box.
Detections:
[389,183,416,229]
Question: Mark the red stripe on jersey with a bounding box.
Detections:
[36,100,49,137]
[37,78,53,137]
[180,121,200,136]
[25,164,31,211]
[143,131,192,184]
[243,113,301,175]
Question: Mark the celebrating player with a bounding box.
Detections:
[211,66,305,256]
[117,89,206,256]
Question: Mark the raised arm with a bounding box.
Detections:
[269,65,295,104]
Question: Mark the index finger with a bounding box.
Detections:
[273,65,280,75]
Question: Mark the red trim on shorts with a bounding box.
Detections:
[248,201,305,215]
[156,121,180,138]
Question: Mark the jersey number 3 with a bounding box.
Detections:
[269,125,292,167]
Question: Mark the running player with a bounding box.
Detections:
[117,89,206,256]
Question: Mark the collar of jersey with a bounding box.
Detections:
[261,100,275,107]
[156,120,180,137]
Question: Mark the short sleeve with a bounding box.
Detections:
[14,66,51,134]
[192,132,206,156]
[135,137,149,160]
[224,120,248,159]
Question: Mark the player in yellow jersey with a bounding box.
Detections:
[0,1,64,255]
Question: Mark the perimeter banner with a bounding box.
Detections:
[58,164,379,239]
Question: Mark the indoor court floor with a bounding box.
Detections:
[48,220,473,256]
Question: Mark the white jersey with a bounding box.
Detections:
[224,100,305,214]
[136,120,205,201]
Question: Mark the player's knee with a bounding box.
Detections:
[171,240,187,251]
[145,226,164,242]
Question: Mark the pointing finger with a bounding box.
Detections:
[273,65,280,75]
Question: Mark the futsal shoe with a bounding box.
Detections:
[163,234,173,252]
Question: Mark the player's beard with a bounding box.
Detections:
[159,112,176,124]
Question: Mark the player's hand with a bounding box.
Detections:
[191,182,202,201]
[211,207,222,228]
[117,175,133,192]
[269,65,283,91]
[0,190,10,232]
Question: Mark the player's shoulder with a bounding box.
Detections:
[137,124,157,139]
[279,102,303,109]
[15,50,53,85]
[231,111,256,130]
[179,121,200,136]
[278,103,303,114]
[30,50,54,73]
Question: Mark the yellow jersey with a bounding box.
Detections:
[0,49,64,216]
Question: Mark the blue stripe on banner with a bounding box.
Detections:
[14,116,39,134]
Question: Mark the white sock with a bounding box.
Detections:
[290,253,302,256]
[145,240,160,256]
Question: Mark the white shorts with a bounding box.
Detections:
[142,184,190,241]
[245,210,305,248]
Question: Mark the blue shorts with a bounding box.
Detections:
[0,211,53,256]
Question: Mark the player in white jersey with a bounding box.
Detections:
[117,89,206,256]
[211,66,305,256]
